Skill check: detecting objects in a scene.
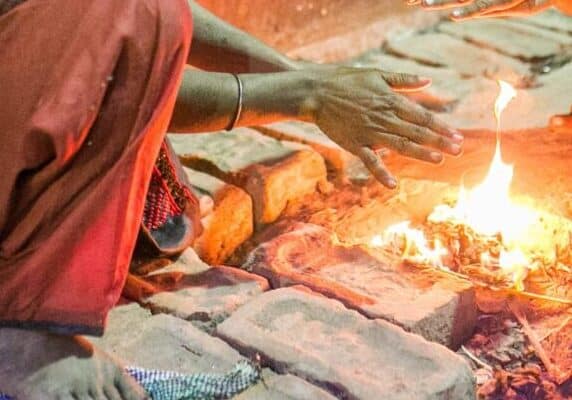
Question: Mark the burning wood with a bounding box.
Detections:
[369,80,572,302]
[363,80,572,398]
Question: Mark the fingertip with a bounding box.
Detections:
[430,151,444,164]
[385,177,398,189]
[419,76,432,88]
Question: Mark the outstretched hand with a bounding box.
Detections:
[409,0,553,20]
[305,67,463,188]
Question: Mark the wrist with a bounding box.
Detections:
[297,71,321,123]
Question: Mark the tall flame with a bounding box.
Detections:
[430,80,534,242]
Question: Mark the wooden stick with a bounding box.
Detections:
[509,301,569,384]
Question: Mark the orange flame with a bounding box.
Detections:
[371,81,539,290]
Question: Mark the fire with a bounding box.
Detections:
[371,81,541,291]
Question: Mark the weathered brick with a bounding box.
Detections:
[93,311,245,374]
[439,20,572,60]
[140,248,269,330]
[385,32,530,82]
[253,121,369,182]
[217,287,476,400]
[169,129,327,225]
[185,167,253,265]
[234,370,337,400]
[516,9,572,34]
[243,223,476,349]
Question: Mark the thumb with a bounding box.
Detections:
[381,71,432,92]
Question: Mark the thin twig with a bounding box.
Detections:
[461,345,493,371]
[538,315,572,342]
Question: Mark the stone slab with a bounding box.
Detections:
[234,369,338,400]
[93,311,245,374]
[217,287,476,400]
[439,61,572,131]
[253,121,368,182]
[243,223,477,349]
[438,20,572,60]
[385,32,530,82]
[517,9,572,34]
[169,129,327,224]
[185,167,253,265]
[140,248,269,330]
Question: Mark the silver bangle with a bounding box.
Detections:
[226,74,243,131]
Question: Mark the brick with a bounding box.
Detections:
[439,20,572,60]
[93,312,245,374]
[234,370,337,400]
[385,32,530,82]
[516,9,572,34]
[217,287,476,400]
[140,248,269,330]
[253,121,368,182]
[439,62,572,131]
[169,129,327,225]
[184,167,253,265]
[243,223,476,349]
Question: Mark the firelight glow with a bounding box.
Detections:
[370,80,539,291]
[429,80,537,244]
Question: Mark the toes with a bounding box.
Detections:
[115,373,149,400]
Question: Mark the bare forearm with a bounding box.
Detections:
[187,1,301,73]
[169,69,315,133]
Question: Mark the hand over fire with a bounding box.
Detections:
[408,0,554,20]
[305,67,463,188]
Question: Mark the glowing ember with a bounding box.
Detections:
[370,81,542,291]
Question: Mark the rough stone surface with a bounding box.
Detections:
[442,63,572,131]
[185,167,253,265]
[253,121,370,183]
[235,369,337,400]
[385,32,530,82]
[217,287,476,400]
[140,248,268,329]
[438,20,572,60]
[516,9,572,34]
[169,129,327,224]
[243,223,477,349]
[93,312,245,374]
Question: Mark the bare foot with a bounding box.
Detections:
[0,328,148,400]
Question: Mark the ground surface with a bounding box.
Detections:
[99,10,572,399]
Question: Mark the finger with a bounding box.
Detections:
[103,385,122,400]
[394,98,464,140]
[355,146,397,188]
[387,119,462,156]
[115,374,149,400]
[450,0,524,19]
[381,71,432,92]
[421,0,472,10]
[382,134,445,164]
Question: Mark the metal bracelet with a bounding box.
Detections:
[226,74,243,131]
